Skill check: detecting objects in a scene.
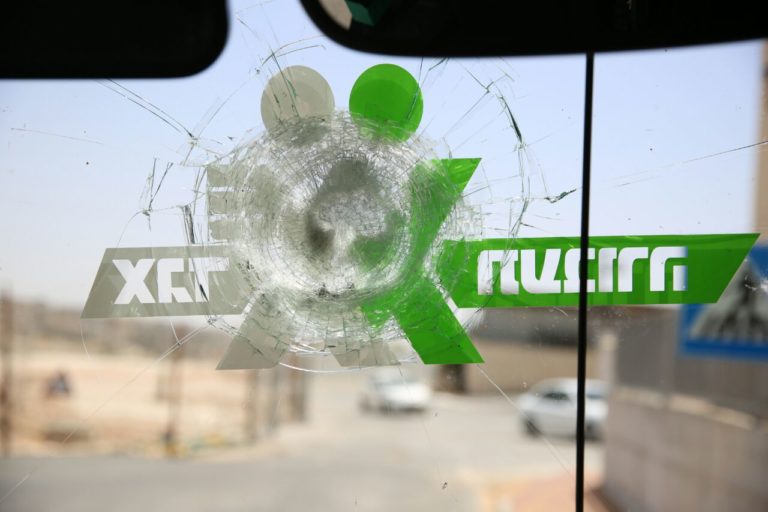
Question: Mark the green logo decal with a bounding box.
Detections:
[357,158,484,364]
[83,233,758,363]
[82,246,247,319]
[82,61,759,368]
[437,234,758,308]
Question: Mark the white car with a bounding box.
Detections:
[359,369,432,413]
[517,378,608,439]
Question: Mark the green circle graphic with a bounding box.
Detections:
[349,64,423,141]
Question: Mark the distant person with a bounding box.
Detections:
[45,370,71,398]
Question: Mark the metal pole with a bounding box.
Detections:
[288,354,307,422]
[0,292,13,457]
[267,367,282,434]
[243,370,259,443]
[576,51,595,512]
[164,328,185,458]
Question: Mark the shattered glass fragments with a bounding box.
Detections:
[206,64,490,369]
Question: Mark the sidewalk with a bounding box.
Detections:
[477,472,614,512]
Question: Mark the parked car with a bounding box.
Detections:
[359,368,432,413]
[517,378,608,439]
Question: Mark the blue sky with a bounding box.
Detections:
[0,0,764,307]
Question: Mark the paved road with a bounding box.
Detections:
[0,370,603,511]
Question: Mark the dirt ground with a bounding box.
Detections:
[8,346,267,457]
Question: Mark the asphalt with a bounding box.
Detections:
[0,370,605,511]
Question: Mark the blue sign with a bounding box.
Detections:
[679,244,768,361]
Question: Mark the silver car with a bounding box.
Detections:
[359,369,432,413]
[517,378,608,439]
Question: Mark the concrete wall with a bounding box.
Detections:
[435,338,600,393]
[756,42,768,240]
[603,388,768,512]
[600,302,768,511]
[462,338,600,393]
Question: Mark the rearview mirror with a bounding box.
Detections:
[0,0,228,78]
[302,0,768,56]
